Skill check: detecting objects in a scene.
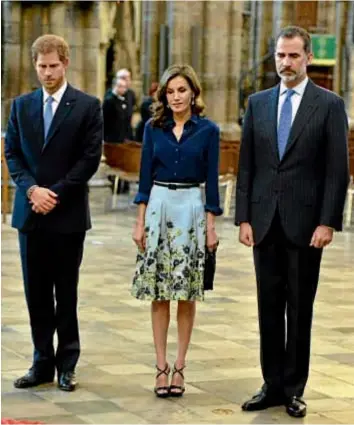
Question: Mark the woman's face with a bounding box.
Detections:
[166,75,194,115]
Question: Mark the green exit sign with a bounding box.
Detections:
[311,34,336,66]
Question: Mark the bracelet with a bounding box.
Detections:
[27,185,39,200]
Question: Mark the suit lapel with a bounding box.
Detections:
[30,89,45,150]
[42,84,76,151]
[266,85,280,162]
[282,79,319,159]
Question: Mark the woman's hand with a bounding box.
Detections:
[206,226,218,252]
[132,222,146,252]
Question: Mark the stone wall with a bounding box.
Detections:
[2,0,354,132]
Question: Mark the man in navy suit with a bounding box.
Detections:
[5,34,102,391]
[235,26,349,417]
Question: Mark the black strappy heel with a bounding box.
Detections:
[170,364,186,397]
[154,363,170,398]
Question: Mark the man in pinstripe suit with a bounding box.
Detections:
[235,26,349,418]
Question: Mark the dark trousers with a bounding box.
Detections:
[253,211,322,397]
[18,230,85,376]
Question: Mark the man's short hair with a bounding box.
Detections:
[31,34,69,63]
[276,26,312,54]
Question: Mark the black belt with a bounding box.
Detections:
[154,182,200,190]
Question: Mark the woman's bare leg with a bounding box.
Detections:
[151,300,171,392]
[171,300,196,392]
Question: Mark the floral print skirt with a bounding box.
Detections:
[132,184,206,301]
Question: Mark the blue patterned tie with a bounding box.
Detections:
[43,96,54,139]
[277,89,295,160]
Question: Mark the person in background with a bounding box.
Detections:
[103,77,130,144]
[135,82,158,142]
[116,68,136,140]
[103,77,132,194]
[131,64,222,398]
[235,26,349,418]
[5,34,102,392]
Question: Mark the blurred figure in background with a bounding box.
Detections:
[135,82,158,142]
[104,68,136,140]
[103,77,130,144]
[103,77,131,194]
[116,68,136,140]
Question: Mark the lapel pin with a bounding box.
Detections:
[66,102,70,106]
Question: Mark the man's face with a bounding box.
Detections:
[116,79,128,96]
[120,71,131,88]
[275,36,312,86]
[35,51,68,94]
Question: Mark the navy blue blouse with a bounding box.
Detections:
[134,114,223,216]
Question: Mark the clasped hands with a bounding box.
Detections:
[30,187,58,215]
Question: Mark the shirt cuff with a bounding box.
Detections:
[134,192,150,205]
[205,204,223,216]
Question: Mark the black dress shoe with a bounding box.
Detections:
[58,371,77,392]
[14,368,54,389]
[286,396,307,418]
[242,389,285,411]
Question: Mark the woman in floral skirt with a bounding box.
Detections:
[132,64,222,398]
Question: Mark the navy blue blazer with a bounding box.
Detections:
[5,84,103,233]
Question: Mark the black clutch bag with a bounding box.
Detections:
[203,246,217,291]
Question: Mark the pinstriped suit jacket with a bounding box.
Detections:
[235,79,350,246]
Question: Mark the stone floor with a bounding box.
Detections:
[1,196,354,424]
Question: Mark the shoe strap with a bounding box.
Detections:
[155,363,170,378]
[172,364,185,379]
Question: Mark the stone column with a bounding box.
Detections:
[1,1,22,128]
[65,3,85,90]
[333,1,348,95]
[346,2,354,120]
[326,0,337,34]
[317,0,331,32]
[140,0,162,90]
[225,1,243,140]
[82,2,101,96]
[202,1,231,124]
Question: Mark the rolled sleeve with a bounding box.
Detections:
[134,121,154,205]
[204,125,223,216]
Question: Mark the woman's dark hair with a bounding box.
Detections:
[151,64,205,127]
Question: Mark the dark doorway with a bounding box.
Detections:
[105,39,115,94]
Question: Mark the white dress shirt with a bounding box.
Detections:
[277,76,309,126]
[43,80,68,116]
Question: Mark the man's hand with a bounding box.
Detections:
[239,222,254,247]
[310,225,334,248]
[30,187,58,214]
